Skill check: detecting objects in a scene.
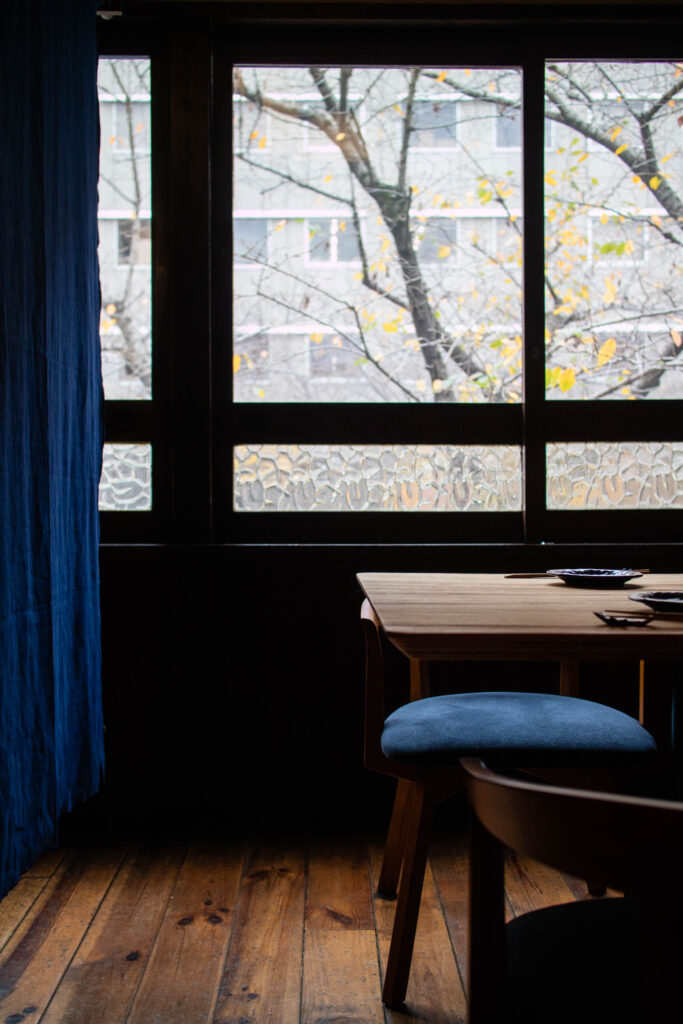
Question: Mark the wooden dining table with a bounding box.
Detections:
[357,572,683,745]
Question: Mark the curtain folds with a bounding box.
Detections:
[0,0,104,897]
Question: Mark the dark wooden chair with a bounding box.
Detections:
[361,598,658,1008]
[462,755,683,1024]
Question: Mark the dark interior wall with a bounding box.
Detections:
[96,543,670,835]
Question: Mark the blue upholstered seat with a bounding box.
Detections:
[381,691,656,768]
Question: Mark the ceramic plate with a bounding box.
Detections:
[629,591,683,613]
[546,568,643,589]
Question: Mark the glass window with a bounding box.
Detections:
[234,444,522,511]
[545,61,683,401]
[410,98,459,147]
[98,57,152,402]
[99,444,152,511]
[232,66,523,407]
[234,217,269,264]
[547,442,683,509]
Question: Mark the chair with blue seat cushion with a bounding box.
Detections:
[360,599,658,1008]
[462,755,683,1024]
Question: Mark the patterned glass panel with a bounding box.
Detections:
[234,445,521,511]
[99,444,152,511]
[547,442,683,509]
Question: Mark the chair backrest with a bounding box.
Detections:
[461,756,683,1023]
[461,755,683,893]
[360,598,391,774]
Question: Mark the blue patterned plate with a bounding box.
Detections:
[547,568,643,589]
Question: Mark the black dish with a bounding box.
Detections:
[546,568,643,589]
[629,591,683,613]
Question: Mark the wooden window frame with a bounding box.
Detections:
[98,4,683,547]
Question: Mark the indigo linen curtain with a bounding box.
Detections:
[0,0,104,897]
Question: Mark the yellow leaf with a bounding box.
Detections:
[353,272,363,280]
[621,387,632,395]
[310,332,323,344]
[464,69,472,77]
[435,70,447,83]
[662,153,675,163]
[109,135,116,145]
[603,277,618,305]
[544,170,557,186]
[597,337,617,367]
[672,328,682,348]
[623,239,635,254]
[339,220,346,232]
[324,174,333,183]
[105,303,116,315]
[632,175,642,185]
[258,388,265,398]
[258,136,267,149]
[578,152,589,163]
[600,212,609,225]
[437,245,452,259]
[432,378,444,392]
[651,214,662,227]
[610,125,622,142]
[393,104,404,117]
[233,353,242,373]
[250,130,259,140]
[649,176,661,190]
[558,367,575,392]
[615,143,628,155]
[336,132,346,141]
[274,219,286,232]
[383,322,398,333]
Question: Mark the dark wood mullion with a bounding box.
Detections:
[522,56,547,542]
[166,26,213,542]
[545,400,683,442]
[231,403,523,446]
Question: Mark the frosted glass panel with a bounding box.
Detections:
[99,444,152,511]
[234,445,521,511]
[547,442,683,509]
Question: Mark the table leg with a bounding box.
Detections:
[559,659,579,697]
[410,658,430,701]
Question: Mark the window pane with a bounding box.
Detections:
[233,444,521,511]
[232,66,523,404]
[98,58,152,400]
[544,61,683,400]
[99,444,152,511]
[547,442,683,509]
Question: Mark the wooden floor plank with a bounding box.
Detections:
[212,841,306,1024]
[40,843,186,1024]
[0,845,126,1022]
[0,879,52,955]
[428,831,470,996]
[301,837,384,1023]
[125,840,245,1024]
[504,850,577,919]
[305,836,375,931]
[370,841,466,1024]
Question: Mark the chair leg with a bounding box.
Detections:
[377,778,412,898]
[382,782,436,1008]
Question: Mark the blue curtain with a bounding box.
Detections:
[0,0,104,897]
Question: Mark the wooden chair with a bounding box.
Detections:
[361,598,658,1008]
[462,755,683,1024]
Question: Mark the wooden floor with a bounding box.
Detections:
[0,823,597,1024]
